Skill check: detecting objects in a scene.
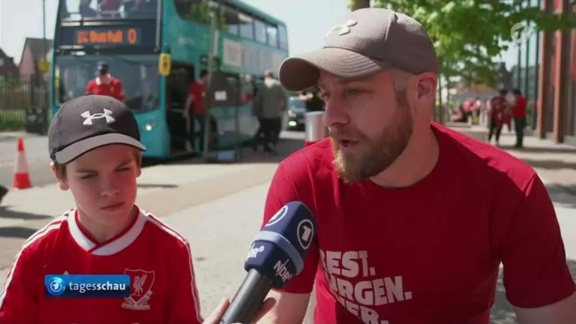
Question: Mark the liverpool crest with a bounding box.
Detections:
[121,269,155,311]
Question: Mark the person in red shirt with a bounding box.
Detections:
[184,69,209,153]
[0,95,203,324]
[488,89,508,146]
[208,8,576,324]
[85,62,125,102]
[512,89,527,148]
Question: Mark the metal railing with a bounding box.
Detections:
[0,74,49,133]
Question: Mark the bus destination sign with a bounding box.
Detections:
[76,27,141,45]
[59,24,156,48]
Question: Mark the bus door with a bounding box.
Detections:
[165,63,196,155]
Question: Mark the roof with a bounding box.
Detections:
[20,37,54,62]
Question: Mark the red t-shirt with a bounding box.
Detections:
[189,81,207,115]
[85,77,125,102]
[513,96,527,118]
[262,123,575,324]
[0,207,203,324]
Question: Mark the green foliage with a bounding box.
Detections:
[348,0,371,11]
[186,1,226,31]
[372,0,576,87]
[0,110,26,131]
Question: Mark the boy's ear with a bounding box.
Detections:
[50,162,69,191]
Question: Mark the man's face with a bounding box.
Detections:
[319,69,414,184]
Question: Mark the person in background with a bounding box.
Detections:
[184,69,209,154]
[85,62,125,102]
[488,88,508,146]
[251,70,286,154]
[512,89,527,149]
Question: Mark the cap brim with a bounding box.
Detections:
[54,133,147,164]
[279,47,390,92]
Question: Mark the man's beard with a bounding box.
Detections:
[330,98,413,184]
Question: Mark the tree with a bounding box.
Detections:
[349,0,371,11]
[370,0,575,88]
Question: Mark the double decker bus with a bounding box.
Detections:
[50,0,289,158]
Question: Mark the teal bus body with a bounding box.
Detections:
[50,0,289,159]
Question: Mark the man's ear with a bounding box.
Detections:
[50,162,69,191]
[415,72,438,101]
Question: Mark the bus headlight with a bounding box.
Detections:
[144,122,156,131]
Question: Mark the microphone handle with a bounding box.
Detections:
[220,269,273,324]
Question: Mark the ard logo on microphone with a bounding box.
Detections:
[297,219,314,250]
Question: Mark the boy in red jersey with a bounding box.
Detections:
[0,94,203,324]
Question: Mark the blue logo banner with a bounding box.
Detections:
[44,274,131,298]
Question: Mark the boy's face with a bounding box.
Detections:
[53,144,141,225]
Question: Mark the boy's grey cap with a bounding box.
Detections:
[48,94,146,164]
[279,8,439,92]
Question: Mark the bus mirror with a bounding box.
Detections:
[159,53,171,76]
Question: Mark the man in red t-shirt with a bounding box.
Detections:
[207,8,576,324]
[512,89,527,148]
[184,69,209,153]
[85,62,125,102]
[488,89,508,146]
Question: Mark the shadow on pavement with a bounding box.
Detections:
[0,206,52,220]
[169,137,306,166]
[137,183,179,189]
[544,183,576,207]
[516,158,576,171]
[505,145,576,155]
[490,259,576,324]
[0,226,38,239]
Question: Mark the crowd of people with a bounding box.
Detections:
[450,88,528,148]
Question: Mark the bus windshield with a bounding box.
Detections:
[61,0,158,20]
[55,54,160,112]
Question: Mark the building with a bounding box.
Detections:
[18,37,53,79]
[512,0,576,145]
[0,47,19,78]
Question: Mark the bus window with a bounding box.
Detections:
[174,0,220,25]
[238,13,254,40]
[267,24,278,47]
[254,19,267,44]
[54,55,160,112]
[61,0,158,20]
[278,24,288,50]
[220,5,239,35]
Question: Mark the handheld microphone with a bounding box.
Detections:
[219,201,317,324]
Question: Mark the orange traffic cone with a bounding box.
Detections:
[12,138,31,189]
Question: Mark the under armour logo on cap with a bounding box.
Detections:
[325,19,358,38]
[81,109,116,126]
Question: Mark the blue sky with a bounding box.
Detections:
[0,0,516,67]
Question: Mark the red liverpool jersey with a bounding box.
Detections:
[0,207,203,324]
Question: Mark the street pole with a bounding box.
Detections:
[42,0,47,60]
